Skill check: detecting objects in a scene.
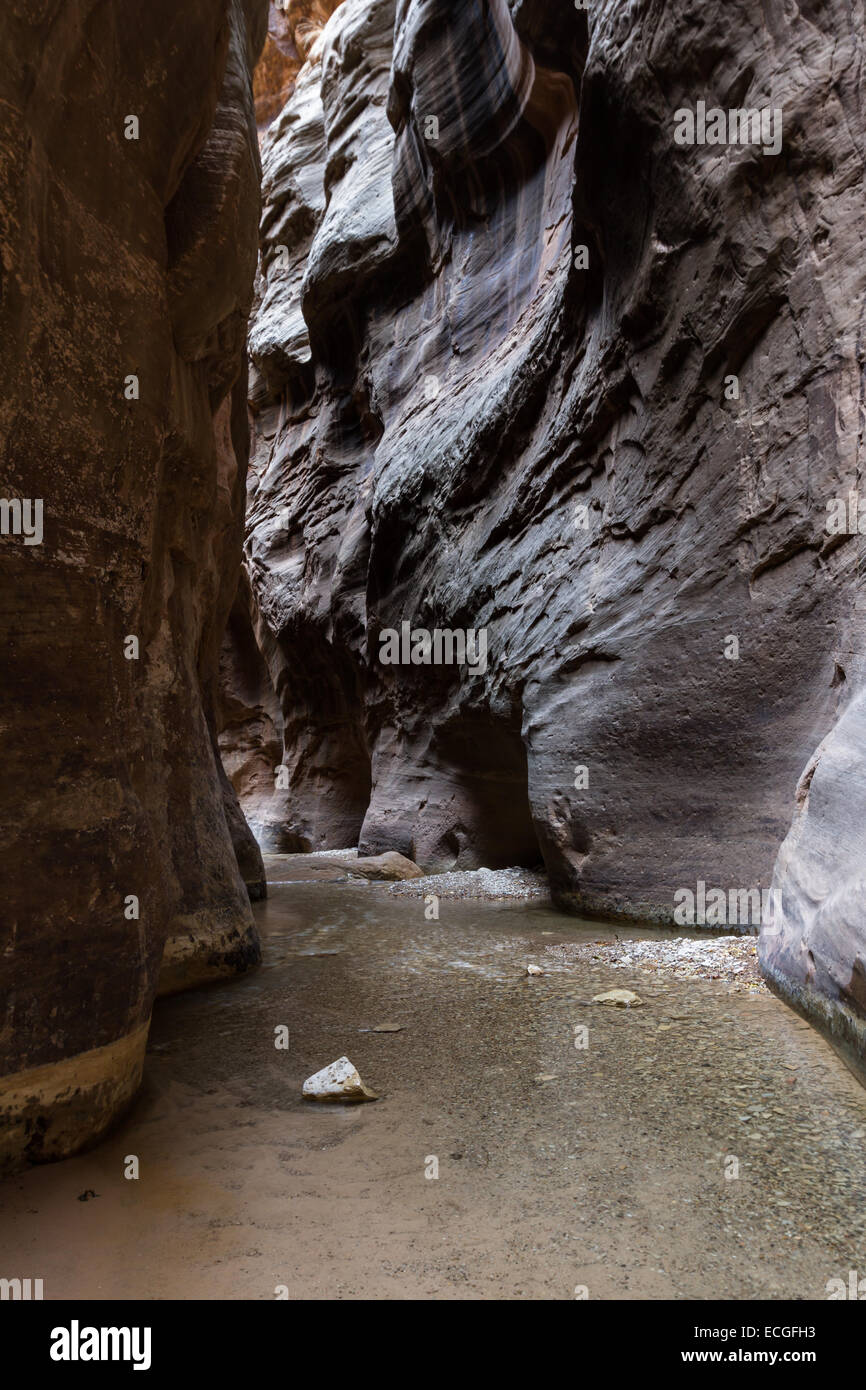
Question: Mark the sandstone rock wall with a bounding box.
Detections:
[0,0,268,1172]
[253,1,343,129]
[760,680,866,1079]
[224,0,866,1064]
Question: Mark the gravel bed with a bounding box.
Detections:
[389,866,549,900]
[302,847,359,859]
[545,934,768,992]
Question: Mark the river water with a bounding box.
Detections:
[3,856,866,1299]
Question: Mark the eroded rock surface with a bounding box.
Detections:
[224,0,866,1063]
[760,684,866,1078]
[0,0,268,1171]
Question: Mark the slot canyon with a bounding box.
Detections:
[2,0,866,1314]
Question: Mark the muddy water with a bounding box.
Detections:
[3,858,866,1300]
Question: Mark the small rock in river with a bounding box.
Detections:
[526,964,544,976]
[302,1056,378,1102]
[347,852,424,881]
[592,989,644,1008]
[372,1022,403,1033]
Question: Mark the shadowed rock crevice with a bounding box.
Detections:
[220,572,374,851]
[359,710,541,872]
[270,620,374,851]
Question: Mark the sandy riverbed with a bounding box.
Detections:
[2,857,865,1299]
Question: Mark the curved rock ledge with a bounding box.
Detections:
[158,915,263,997]
[0,1022,150,1173]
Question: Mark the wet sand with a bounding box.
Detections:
[3,856,866,1300]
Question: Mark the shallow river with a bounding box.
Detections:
[3,857,866,1299]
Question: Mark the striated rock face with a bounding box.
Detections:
[0,0,268,1172]
[225,0,866,1063]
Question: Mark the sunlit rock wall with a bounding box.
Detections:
[253,1,343,129]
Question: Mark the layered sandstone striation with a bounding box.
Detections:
[224,0,866,1064]
[0,0,268,1172]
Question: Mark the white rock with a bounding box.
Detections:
[592,989,644,1008]
[302,1056,378,1102]
[526,964,544,976]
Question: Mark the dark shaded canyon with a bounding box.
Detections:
[0,0,269,1172]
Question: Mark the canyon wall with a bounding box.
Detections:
[0,0,269,1172]
[760,687,866,1077]
[225,0,866,1062]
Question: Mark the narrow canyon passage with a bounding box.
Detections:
[4,861,865,1301]
[4,0,866,1335]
